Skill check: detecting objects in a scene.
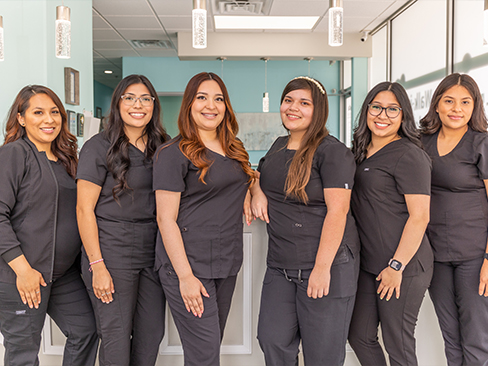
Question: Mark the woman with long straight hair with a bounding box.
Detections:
[0,85,98,366]
[420,73,488,366]
[348,82,433,366]
[251,76,359,366]
[77,74,168,365]
[154,72,253,366]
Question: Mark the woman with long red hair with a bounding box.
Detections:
[154,72,253,366]
[0,85,98,365]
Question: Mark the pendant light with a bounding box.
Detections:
[217,57,226,79]
[304,57,313,76]
[328,0,343,47]
[0,16,4,61]
[484,0,488,46]
[261,58,269,113]
[55,5,71,59]
[192,0,207,49]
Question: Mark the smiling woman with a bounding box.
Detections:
[76,74,169,366]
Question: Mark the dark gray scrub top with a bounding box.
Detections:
[153,139,249,279]
[351,138,433,277]
[77,132,158,269]
[422,127,488,262]
[257,135,359,270]
[50,160,82,280]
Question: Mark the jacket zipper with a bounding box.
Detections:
[45,155,59,283]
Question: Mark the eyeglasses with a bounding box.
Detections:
[120,94,155,107]
[368,104,402,119]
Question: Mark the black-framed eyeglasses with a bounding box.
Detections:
[368,104,402,118]
[120,94,155,107]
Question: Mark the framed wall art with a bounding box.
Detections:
[67,110,77,135]
[64,67,80,105]
[76,113,84,137]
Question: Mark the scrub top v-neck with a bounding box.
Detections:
[77,133,156,223]
[153,139,249,279]
[422,127,488,262]
[257,135,359,270]
[351,138,433,276]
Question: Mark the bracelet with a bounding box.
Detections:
[89,258,104,272]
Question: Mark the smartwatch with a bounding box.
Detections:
[388,258,405,272]
[484,253,488,261]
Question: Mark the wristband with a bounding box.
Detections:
[89,258,104,272]
[484,253,488,261]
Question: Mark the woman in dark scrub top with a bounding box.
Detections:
[420,73,488,366]
[348,82,433,366]
[153,72,254,366]
[250,76,360,366]
[76,75,168,366]
[0,85,98,366]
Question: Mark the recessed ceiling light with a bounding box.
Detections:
[104,70,113,74]
[214,16,319,30]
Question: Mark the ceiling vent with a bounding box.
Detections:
[128,40,173,49]
[212,0,271,15]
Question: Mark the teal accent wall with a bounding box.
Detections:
[0,0,93,144]
[159,96,182,139]
[94,80,113,118]
[351,57,369,129]
[123,57,341,164]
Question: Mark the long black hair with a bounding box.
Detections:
[352,81,421,164]
[420,73,488,134]
[104,74,168,199]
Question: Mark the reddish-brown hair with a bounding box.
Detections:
[4,85,78,178]
[176,72,253,184]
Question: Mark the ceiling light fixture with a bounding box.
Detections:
[0,16,4,61]
[217,57,226,78]
[484,0,488,46]
[193,0,207,49]
[55,4,71,58]
[261,58,269,113]
[104,70,113,74]
[214,16,319,30]
[328,0,343,47]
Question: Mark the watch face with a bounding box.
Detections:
[390,260,402,271]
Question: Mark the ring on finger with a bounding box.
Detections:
[35,290,40,294]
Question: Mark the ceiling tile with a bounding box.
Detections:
[93,29,124,41]
[96,49,141,58]
[135,49,179,57]
[92,13,111,29]
[93,0,153,16]
[150,0,193,16]
[269,1,328,16]
[118,29,170,41]
[104,16,161,29]
[93,40,133,50]
[158,16,192,29]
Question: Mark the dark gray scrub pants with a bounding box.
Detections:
[348,267,433,366]
[257,261,358,366]
[429,258,488,366]
[159,268,237,366]
[0,266,98,366]
[82,263,166,366]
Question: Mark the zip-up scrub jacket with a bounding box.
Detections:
[0,137,74,284]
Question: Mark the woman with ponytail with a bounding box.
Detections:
[251,76,359,366]
[153,72,253,366]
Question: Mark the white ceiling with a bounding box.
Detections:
[93,0,410,87]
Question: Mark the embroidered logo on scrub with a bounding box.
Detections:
[345,183,349,189]
[364,168,370,171]
[15,310,26,315]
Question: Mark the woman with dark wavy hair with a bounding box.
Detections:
[251,77,359,366]
[77,75,168,366]
[154,72,253,366]
[420,73,488,366]
[0,85,98,365]
[348,81,433,366]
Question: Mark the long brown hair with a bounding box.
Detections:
[105,74,168,199]
[282,77,329,203]
[420,73,488,134]
[4,85,78,178]
[176,72,253,184]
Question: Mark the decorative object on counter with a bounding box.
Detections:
[67,110,76,135]
[77,113,84,137]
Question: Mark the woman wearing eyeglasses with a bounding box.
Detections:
[77,74,169,366]
[348,82,433,366]
[420,74,488,366]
